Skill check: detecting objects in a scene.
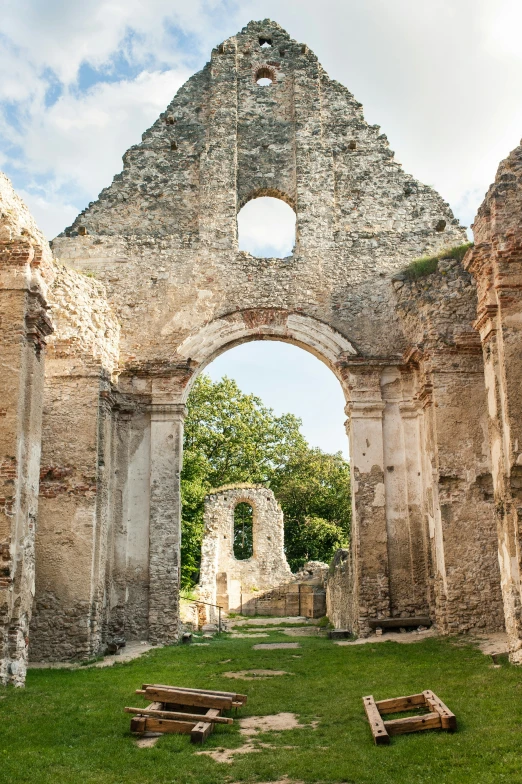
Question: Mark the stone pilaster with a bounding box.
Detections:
[345,367,390,635]
[409,348,503,635]
[148,401,187,645]
[381,367,429,618]
[106,408,132,640]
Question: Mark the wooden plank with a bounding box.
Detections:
[143,683,247,704]
[362,695,390,745]
[125,707,233,725]
[190,720,214,744]
[142,687,233,710]
[191,708,219,744]
[375,693,426,714]
[384,712,441,736]
[143,717,196,735]
[423,690,457,731]
[130,703,162,734]
[130,716,147,734]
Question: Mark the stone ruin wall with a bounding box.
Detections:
[44,19,468,653]
[29,263,120,661]
[465,142,522,660]
[326,549,353,630]
[0,173,54,684]
[198,485,293,616]
[4,21,522,678]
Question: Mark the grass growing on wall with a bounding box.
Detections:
[401,242,473,281]
[2,632,522,783]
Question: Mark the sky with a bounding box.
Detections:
[2,0,522,455]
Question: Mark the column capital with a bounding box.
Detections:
[345,401,385,420]
[149,402,187,421]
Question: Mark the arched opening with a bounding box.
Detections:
[237,196,296,258]
[255,66,275,86]
[233,502,254,560]
[180,335,351,591]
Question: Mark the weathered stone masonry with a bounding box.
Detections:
[0,174,53,685]
[465,145,522,661]
[198,485,292,615]
[3,20,522,679]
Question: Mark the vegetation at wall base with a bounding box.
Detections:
[2,634,522,783]
[181,375,351,586]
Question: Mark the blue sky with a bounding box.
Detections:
[2,0,522,454]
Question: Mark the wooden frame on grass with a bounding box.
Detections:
[126,684,247,744]
[362,690,456,745]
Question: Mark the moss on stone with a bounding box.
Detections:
[401,242,473,281]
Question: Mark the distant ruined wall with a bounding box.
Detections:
[0,174,53,684]
[326,549,354,630]
[198,485,292,616]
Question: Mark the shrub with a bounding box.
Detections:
[401,242,473,281]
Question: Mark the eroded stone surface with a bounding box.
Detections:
[0,174,54,684]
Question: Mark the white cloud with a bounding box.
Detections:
[238,197,296,257]
[16,189,78,241]
[3,68,190,237]
[1,0,221,84]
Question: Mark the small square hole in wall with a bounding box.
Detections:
[259,37,272,48]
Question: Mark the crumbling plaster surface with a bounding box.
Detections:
[29,263,120,661]
[465,140,522,660]
[198,485,292,614]
[393,258,505,634]
[0,174,53,684]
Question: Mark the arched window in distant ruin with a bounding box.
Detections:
[233,502,254,560]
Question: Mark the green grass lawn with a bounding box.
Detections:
[1,632,522,784]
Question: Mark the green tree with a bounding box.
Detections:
[270,448,351,571]
[180,374,351,587]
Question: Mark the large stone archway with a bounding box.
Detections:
[3,20,516,680]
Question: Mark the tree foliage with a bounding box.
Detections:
[180,374,351,586]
